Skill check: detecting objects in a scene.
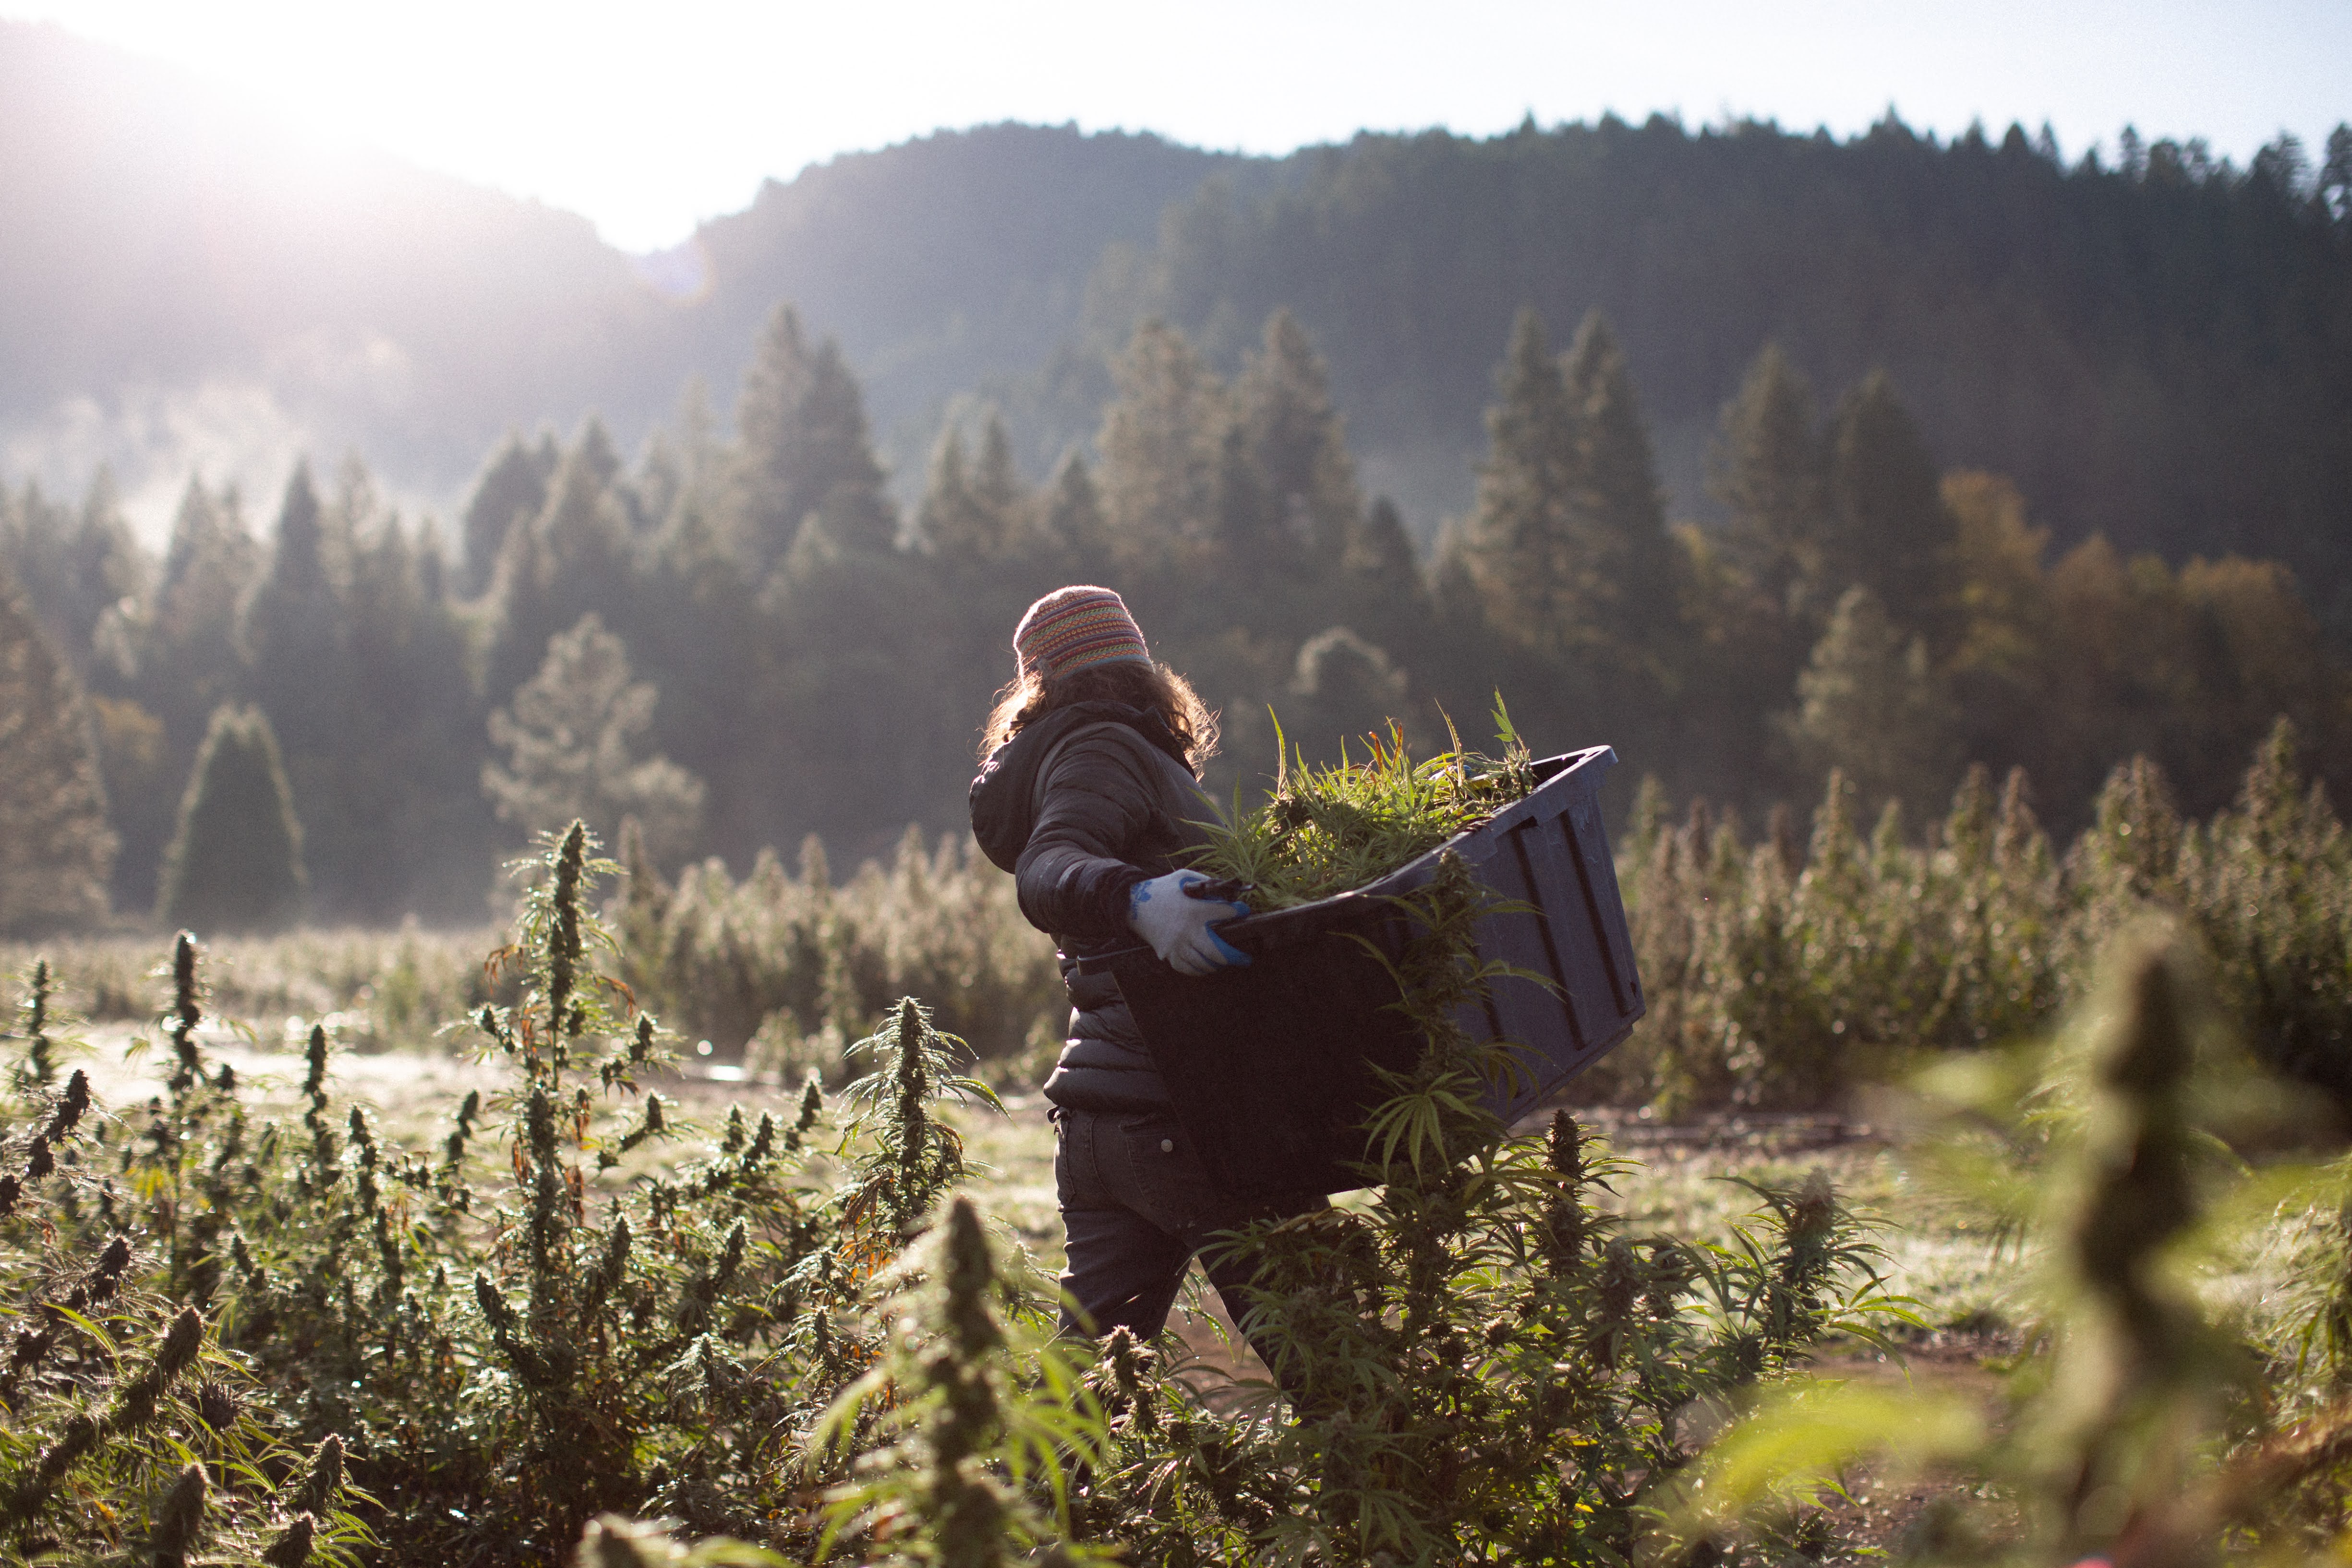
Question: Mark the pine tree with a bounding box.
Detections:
[1560,310,1677,663]
[0,557,114,934]
[241,463,344,715]
[915,426,991,563]
[459,431,559,596]
[573,416,623,494]
[1235,309,1362,565]
[0,472,144,671]
[2319,123,2351,222]
[1037,450,1108,570]
[483,615,705,865]
[487,435,640,706]
[1784,584,1960,819]
[1824,370,1957,640]
[1096,319,1225,570]
[338,513,497,920]
[108,478,257,912]
[1708,342,1826,615]
[156,705,306,934]
[967,412,1028,556]
[242,463,353,851]
[1205,411,1279,576]
[147,479,259,741]
[731,304,891,570]
[638,480,762,865]
[1346,495,1425,610]
[1459,308,1579,654]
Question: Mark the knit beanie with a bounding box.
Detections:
[1013,586,1150,679]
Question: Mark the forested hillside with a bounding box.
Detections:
[9,17,2347,643]
[1,292,2344,930]
[1106,116,2352,629]
[3,19,2348,935]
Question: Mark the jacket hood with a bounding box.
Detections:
[968,700,1190,874]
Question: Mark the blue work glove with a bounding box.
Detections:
[1126,870,1252,977]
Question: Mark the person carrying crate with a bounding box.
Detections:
[968,585,1320,1384]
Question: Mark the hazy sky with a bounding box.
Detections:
[7,0,2347,252]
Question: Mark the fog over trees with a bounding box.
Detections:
[1,16,2348,929]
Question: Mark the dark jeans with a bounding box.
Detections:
[1051,1105,1321,1379]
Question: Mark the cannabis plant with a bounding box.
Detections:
[1187,701,1538,908]
[1689,919,2352,1562]
[1061,854,1906,1564]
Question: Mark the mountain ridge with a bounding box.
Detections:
[3,18,2346,631]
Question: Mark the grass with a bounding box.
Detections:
[0,924,496,1048]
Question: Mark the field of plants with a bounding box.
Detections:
[0,716,2341,1563]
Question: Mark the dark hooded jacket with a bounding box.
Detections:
[969,700,1215,1110]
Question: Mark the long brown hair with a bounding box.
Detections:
[978,660,1218,771]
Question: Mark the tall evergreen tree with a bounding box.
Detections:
[626,428,686,538]
[242,463,350,774]
[1037,450,1109,571]
[1096,319,1225,571]
[1709,342,1827,616]
[105,478,256,910]
[483,614,705,865]
[1560,310,1678,663]
[487,434,640,705]
[639,481,764,862]
[1345,495,1424,611]
[0,472,144,672]
[156,705,305,934]
[967,412,1028,556]
[1206,412,1280,578]
[574,416,624,494]
[1235,309,1362,565]
[732,304,892,569]
[337,513,497,919]
[1784,584,1960,819]
[2320,124,2352,223]
[1824,370,1959,640]
[242,462,367,912]
[459,430,559,597]
[915,426,993,563]
[0,557,113,933]
[1459,308,1580,654]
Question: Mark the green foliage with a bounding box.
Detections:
[624,827,1062,1068]
[156,704,307,934]
[0,552,114,935]
[483,614,706,864]
[0,811,1918,1566]
[460,430,560,597]
[10,259,2350,921]
[732,304,893,571]
[1614,722,2352,1115]
[1686,921,2352,1562]
[1186,707,1536,909]
[0,820,1097,1566]
[0,1006,372,1564]
[817,1197,1107,1567]
[1784,584,1961,821]
[1042,853,1905,1563]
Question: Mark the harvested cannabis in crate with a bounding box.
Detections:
[1189,699,1539,909]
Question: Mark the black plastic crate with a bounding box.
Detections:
[1103,746,1644,1196]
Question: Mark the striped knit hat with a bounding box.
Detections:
[1014,586,1150,679]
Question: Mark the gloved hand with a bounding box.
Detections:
[1126,870,1252,977]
